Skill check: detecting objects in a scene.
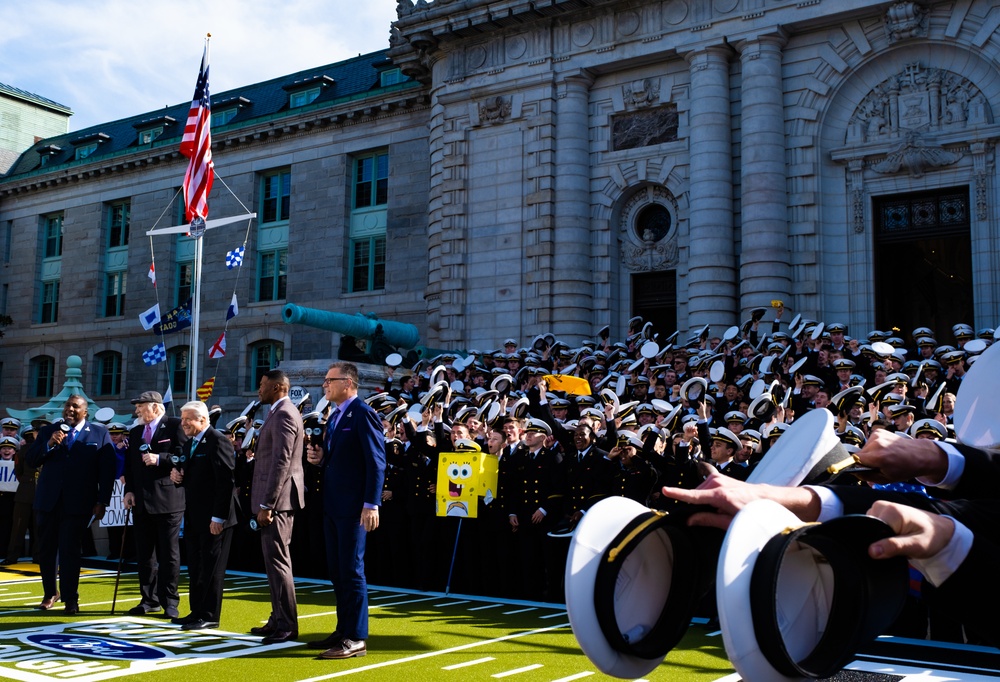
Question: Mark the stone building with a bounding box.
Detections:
[0,0,998,415]
[0,83,71,174]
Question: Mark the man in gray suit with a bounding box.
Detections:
[250,369,305,644]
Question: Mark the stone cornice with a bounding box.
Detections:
[0,87,430,198]
[390,0,895,84]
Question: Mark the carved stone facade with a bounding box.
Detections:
[618,186,680,273]
[388,0,1000,342]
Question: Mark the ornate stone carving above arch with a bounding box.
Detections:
[846,63,991,145]
[617,185,680,272]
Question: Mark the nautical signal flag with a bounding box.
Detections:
[225,246,244,269]
[209,332,226,359]
[148,263,156,286]
[196,378,215,401]
[181,39,214,223]
[226,293,239,320]
[163,386,174,407]
[138,303,161,331]
[142,343,167,366]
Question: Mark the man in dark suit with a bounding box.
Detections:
[309,362,385,660]
[26,395,116,614]
[250,370,305,644]
[122,390,188,618]
[169,401,237,631]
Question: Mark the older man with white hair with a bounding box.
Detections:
[169,401,237,631]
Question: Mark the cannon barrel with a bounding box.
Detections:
[282,303,421,349]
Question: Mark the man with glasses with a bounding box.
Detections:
[309,362,385,660]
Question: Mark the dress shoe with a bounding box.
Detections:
[261,630,298,645]
[162,608,180,619]
[181,619,220,631]
[250,623,276,636]
[307,631,343,649]
[38,594,60,610]
[128,604,161,616]
[171,614,197,625]
[64,604,80,615]
[319,638,366,659]
[0,558,15,566]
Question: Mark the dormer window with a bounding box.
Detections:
[38,145,61,168]
[289,87,320,109]
[133,115,175,146]
[75,143,96,160]
[380,68,403,87]
[213,96,251,127]
[283,75,334,109]
[215,108,238,126]
[138,127,163,145]
[70,132,110,161]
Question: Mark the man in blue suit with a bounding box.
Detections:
[27,395,116,614]
[309,362,385,660]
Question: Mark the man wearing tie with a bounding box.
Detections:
[27,395,116,614]
[250,370,305,644]
[309,362,385,660]
[122,390,188,618]
[169,401,237,630]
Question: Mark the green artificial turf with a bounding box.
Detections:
[0,565,735,682]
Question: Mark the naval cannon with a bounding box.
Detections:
[282,303,444,365]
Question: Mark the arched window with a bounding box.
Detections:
[30,355,55,398]
[247,341,283,392]
[94,351,122,396]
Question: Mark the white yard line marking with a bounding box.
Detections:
[492,663,543,677]
[467,603,503,611]
[312,588,338,593]
[370,596,438,609]
[550,673,594,682]
[434,600,471,607]
[539,611,568,619]
[298,610,338,620]
[442,657,495,670]
[501,607,537,615]
[295,622,570,682]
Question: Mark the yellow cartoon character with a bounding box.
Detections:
[436,440,482,518]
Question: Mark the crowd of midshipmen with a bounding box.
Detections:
[0,311,993,606]
[219,311,995,603]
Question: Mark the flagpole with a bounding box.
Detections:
[191,235,204,394]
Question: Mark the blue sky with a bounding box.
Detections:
[0,0,399,131]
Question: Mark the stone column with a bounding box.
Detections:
[738,35,790,317]
[685,46,738,330]
[552,70,595,339]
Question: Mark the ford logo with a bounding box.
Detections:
[23,634,167,660]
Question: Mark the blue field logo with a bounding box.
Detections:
[0,618,298,681]
[23,633,167,660]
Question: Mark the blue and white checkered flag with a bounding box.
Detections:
[225,246,244,269]
[142,343,167,366]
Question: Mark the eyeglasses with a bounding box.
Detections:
[323,377,351,385]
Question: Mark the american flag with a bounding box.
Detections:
[181,39,214,223]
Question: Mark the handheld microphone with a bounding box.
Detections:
[169,445,187,472]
